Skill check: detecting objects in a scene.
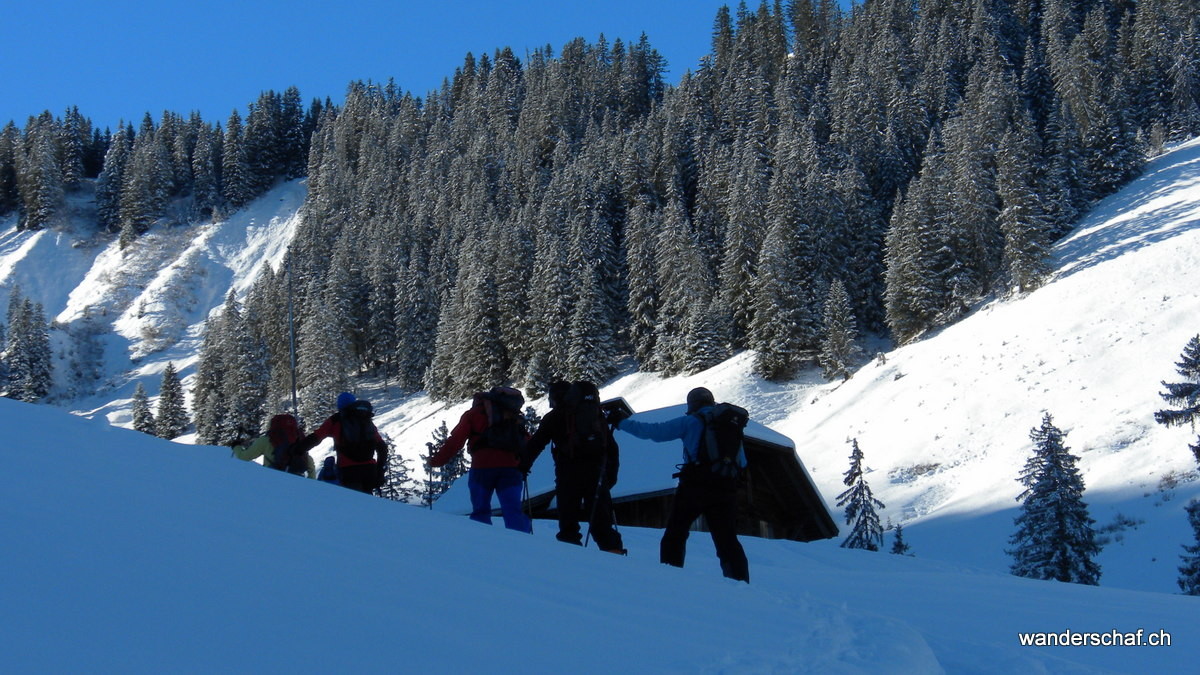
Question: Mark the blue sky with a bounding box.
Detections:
[3,0,741,132]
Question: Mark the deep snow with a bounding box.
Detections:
[0,398,1194,673]
[0,130,1199,670]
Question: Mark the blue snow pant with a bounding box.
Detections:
[468,467,532,533]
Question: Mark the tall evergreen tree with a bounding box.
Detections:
[819,279,862,381]
[131,382,156,434]
[95,123,134,232]
[837,439,886,551]
[1154,334,1200,465]
[16,115,65,231]
[4,296,52,402]
[1007,413,1101,585]
[1179,499,1200,596]
[154,362,189,440]
[0,122,22,216]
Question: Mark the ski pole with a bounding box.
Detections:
[584,454,608,548]
[523,475,534,534]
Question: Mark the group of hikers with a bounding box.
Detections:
[231,383,751,583]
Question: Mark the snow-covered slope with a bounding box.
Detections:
[0,180,304,422]
[2,130,1199,604]
[1,396,1194,673]
[417,137,1200,595]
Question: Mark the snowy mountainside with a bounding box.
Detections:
[400,136,1200,594]
[1,131,1200,598]
[0,180,305,420]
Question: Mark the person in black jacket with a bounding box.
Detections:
[521,381,624,554]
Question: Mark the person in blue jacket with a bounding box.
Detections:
[612,386,749,583]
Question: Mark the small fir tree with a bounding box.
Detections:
[1154,334,1200,466]
[1179,500,1200,596]
[154,362,189,439]
[377,438,420,503]
[890,523,913,556]
[422,421,468,506]
[1007,413,1101,585]
[837,439,885,551]
[131,382,156,434]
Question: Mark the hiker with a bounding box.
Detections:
[292,392,389,494]
[521,380,624,553]
[317,456,340,484]
[231,413,316,478]
[428,386,532,533]
[610,387,750,582]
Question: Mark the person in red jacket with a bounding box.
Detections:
[428,386,531,533]
[293,392,388,494]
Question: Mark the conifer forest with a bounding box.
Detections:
[0,1,1197,441]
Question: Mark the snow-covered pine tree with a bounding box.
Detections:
[1007,413,1101,585]
[819,279,862,381]
[4,295,52,402]
[1154,334,1200,466]
[377,437,420,503]
[0,122,20,217]
[154,362,189,440]
[837,439,885,551]
[131,382,156,434]
[422,421,467,505]
[218,292,268,441]
[95,123,133,233]
[891,523,912,556]
[1179,499,1200,596]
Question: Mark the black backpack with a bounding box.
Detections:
[691,403,749,478]
[562,381,608,460]
[473,386,528,458]
[338,400,379,462]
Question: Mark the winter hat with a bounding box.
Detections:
[336,392,357,410]
[686,387,715,414]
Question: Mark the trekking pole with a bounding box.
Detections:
[425,458,433,510]
[523,475,534,534]
[583,454,608,548]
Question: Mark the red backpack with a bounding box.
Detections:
[267,414,306,474]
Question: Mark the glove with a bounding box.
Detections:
[605,407,631,428]
[227,437,247,449]
[376,462,387,486]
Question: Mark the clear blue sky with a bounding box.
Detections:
[3,0,741,132]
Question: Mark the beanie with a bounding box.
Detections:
[336,392,357,410]
[686,387,715,414]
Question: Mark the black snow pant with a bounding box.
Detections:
[661,468,749,583]
[555,460,623,551]
[339,463,380,494]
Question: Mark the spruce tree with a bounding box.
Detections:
[837,439,886,551]
[4,295,52,402]
[891,523,912,556]
[1154,334,1200,466]
[131,382,156,434]
[378,443,420,503]
[1179,499,1200,596]
[423,421,467,505]
[154,362,189,440]
[1007,413,1101,585]
[819,279,862,381]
